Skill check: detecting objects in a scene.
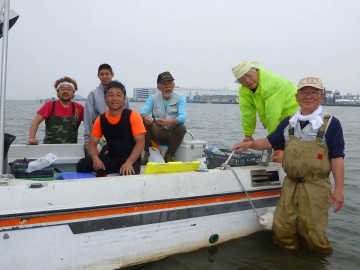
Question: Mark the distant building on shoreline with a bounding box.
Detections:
[37,95,86,104]
[132,87,360,106]
[132,86,239,104]
[132,87,157,101]
[323,89,360,106]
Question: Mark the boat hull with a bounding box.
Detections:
[2,209,269,269]
[0,144,284,269]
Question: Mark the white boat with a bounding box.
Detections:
[0,2,283,269]
[0,141,284,270]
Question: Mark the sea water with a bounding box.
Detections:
[4,100,360,270]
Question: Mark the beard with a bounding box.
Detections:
[163,91,172,99]
[59,94,72,102]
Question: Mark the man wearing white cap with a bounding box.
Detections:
[232,61,298,142]
[231,76,345,253]
[28,76,84,144]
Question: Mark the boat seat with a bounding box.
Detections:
[7,143,85,165]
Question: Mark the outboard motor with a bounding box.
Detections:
[2,133,16,173]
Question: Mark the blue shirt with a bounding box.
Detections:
[139,95,186,124]
[267,116,345,159]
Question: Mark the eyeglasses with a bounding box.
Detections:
[236,73,253,84]
[297,90,322,97]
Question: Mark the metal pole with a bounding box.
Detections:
[0,0,11,174]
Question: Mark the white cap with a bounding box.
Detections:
[231,61,260,80]
[297,76,324,91]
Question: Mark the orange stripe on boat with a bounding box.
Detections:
[0,190,280,228]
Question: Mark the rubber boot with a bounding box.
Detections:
[141,151,150,165]
[164,152,174,163]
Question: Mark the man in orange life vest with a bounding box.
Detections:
[77,81,146,176]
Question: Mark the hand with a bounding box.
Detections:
[231,141,252,153]
[120,161,135,175]
[142,114,153,125]
[155,118,167,126]
[28,138,39,145]
[330,190,344,213]
[92,157,106,171]
[271,150,283,163]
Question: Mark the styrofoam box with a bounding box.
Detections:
[174,139,208,162]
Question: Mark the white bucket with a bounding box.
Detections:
[148,147,165,163]
[159,145,168,157]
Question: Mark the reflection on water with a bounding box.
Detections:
[141,231,334,270]
[4,101,360,270]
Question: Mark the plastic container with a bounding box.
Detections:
[151,141,168,157]
[149,147,165,163]
[174,139,208,162]
[144,161,200,174]
[58,172,96,180]
[159,145,168,157]
[207,147,224,155]
[204,149,262,169]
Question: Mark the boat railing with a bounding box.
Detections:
[7,144,85,165]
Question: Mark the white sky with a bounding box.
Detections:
[3,0,360,99]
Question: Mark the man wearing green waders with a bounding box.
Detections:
[231,76,345,253]
[28,76,84,144]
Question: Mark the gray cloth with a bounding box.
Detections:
[84,84,130,142]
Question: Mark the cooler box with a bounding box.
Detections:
[204,149,262,169]
[10,158,54,179]
[174,139,208,162]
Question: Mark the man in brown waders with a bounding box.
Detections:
[231,76,345,253]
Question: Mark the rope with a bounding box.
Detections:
[220,150,267,222]
[222,149,236,165]
[230,168,262,219]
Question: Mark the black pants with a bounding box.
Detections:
[77,154,141,175]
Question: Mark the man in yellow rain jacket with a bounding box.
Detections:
[232,61,298,142]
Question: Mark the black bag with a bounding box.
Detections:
[10,158,54,179]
